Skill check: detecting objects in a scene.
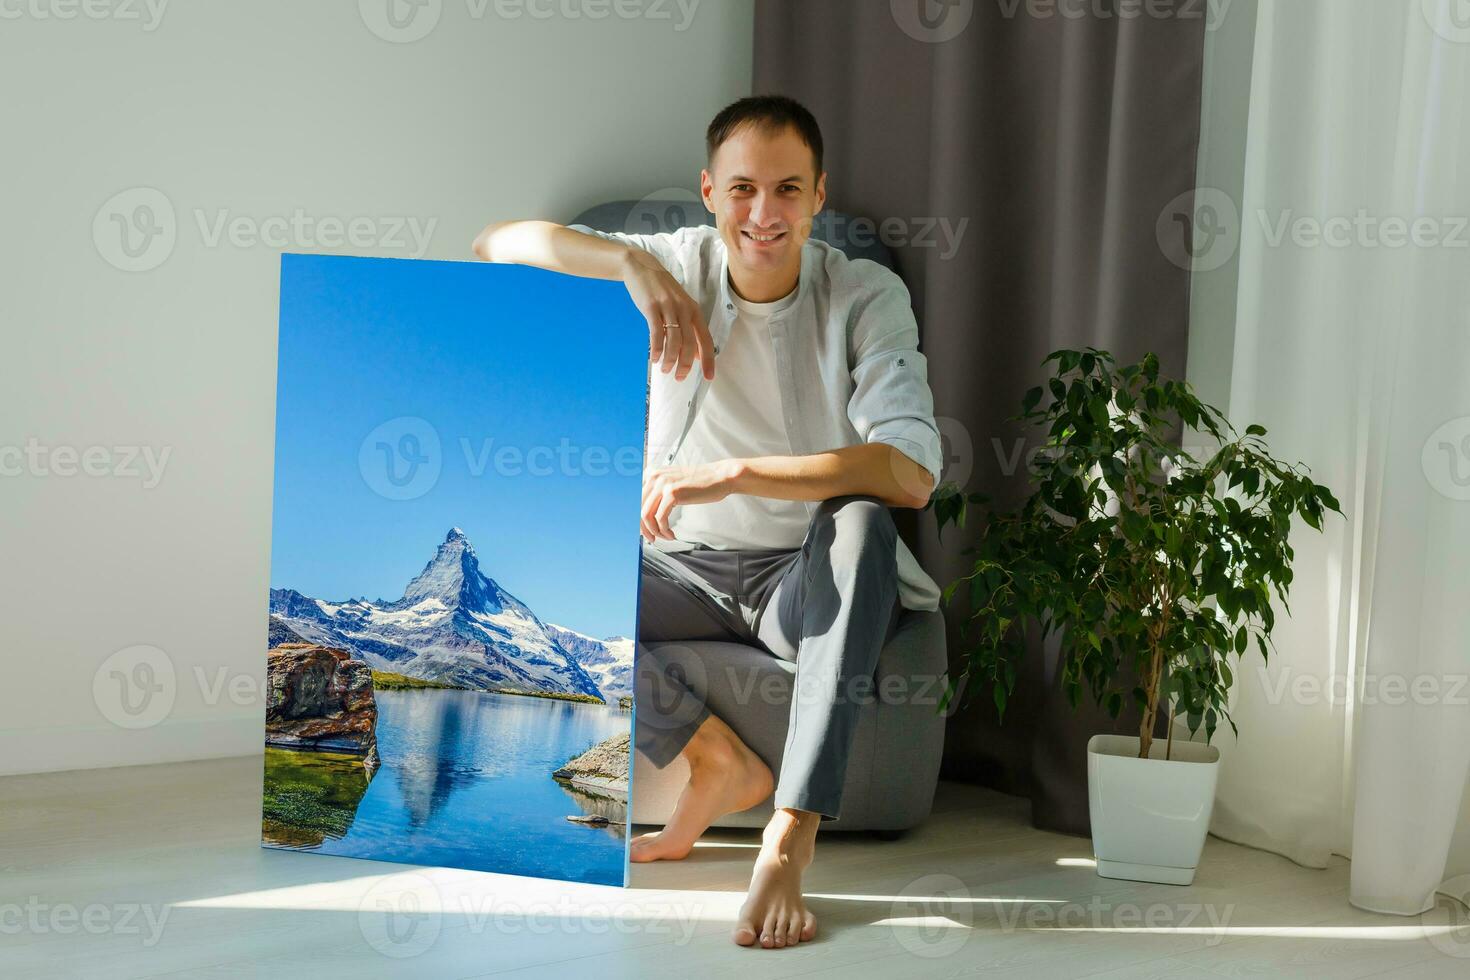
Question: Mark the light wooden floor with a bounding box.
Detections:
[1,756,1464,979]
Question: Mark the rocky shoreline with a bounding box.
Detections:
[552,731,630,802]
[265,642,380,771]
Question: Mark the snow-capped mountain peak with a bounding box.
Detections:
[269,528,621,700]
[397,526,510,615]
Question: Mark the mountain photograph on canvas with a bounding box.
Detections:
[263,254,647,887]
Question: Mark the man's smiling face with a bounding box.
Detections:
[701,123,827,291]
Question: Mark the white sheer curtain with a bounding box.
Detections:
[1191,0,1470,916]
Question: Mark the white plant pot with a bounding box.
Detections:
[1087,733,1221,886]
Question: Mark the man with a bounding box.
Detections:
[471,95,942,950]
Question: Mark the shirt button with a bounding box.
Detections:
[725,303,734,311]
[898,357,907,366]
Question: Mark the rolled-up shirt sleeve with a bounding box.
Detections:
[565,223,693,287]
[846,269,944,488]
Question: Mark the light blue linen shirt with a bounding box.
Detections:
[570,223,942,611]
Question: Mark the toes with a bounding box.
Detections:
[800,911,817,941]
[733,920,758,947]
[761,911,779,948]
[784,913,802,947]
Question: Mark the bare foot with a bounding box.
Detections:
[733,808,820,949]
[629,714,773,863]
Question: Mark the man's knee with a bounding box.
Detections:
[817,499,893,543]
[811,495,897,562]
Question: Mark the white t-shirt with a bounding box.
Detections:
[569,222,943,610]
[658,284,813,552]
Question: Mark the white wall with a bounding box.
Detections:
[0,0,753,776]
[1184,0,1257,410]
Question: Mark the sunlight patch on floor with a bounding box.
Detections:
[1044,924,1463,940]
[806,892,1065,905]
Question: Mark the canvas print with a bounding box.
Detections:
[263,253,647,886]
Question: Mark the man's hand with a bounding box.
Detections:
[621,249,716,382]
[640,460,743,542]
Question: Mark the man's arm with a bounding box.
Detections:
[844,269,945,496]
[470,220,715,381]
[639,445,934,543]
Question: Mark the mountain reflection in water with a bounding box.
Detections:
[262,688,630,886]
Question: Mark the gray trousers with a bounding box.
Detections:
[634,495,902,821]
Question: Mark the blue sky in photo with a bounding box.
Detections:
[269,253,648,640]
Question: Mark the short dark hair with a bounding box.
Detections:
[706,95,824,178]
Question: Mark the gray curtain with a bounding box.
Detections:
[754,0,1206,835]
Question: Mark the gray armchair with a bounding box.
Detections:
[572,199,948,833]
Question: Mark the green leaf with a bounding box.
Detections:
[937,672,966,715]
[1316,484,1343,514]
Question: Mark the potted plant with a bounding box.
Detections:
[929,348,1340,885]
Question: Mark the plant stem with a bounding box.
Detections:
[1166,697,1176,761]
[1139,639,1162,758]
